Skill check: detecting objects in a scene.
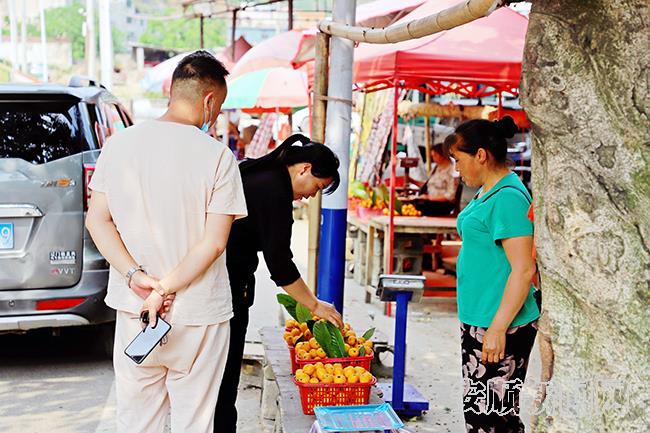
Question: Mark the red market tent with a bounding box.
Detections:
[350,1,529,295]
[353,0,529,97]
[229,0,427,81]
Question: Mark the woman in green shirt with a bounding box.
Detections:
[444,116,540,433]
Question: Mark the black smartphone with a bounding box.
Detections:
[124,314,172,364]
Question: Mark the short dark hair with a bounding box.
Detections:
[443,116,518,165]
[171,50,229,90]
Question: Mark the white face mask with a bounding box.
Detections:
[200,95,215,133]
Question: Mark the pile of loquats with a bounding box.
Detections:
[295,363,375,385]
[399,203,422,216]
[284,320,374,361]
[283,319,314,347]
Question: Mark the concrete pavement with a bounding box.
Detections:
[0,218,540,433]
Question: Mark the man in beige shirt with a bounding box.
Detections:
[86,50,247,433]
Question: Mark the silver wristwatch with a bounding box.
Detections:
[125,265,146,287]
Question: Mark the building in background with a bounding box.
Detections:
[0,36,72,71]
[0,0,73,77]
[111,0,147,45]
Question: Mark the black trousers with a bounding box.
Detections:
[214,307,250,433]
[461,321,538,433]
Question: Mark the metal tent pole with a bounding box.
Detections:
[385,84,400,317]
[317,0,356,313]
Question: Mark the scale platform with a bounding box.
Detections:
[376,382,429,418]
[375,275,429,418]
[313,403,404,432]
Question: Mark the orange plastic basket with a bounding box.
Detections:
[295,353,373,371]
[293,377,377,415]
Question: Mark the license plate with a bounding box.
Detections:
[0,223,14,249]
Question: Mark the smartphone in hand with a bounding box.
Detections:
[124,313,171,364]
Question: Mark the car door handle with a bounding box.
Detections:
[0,204,44,218]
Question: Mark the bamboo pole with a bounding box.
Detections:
[318,0,499,43]
[399,100,497,118]
[397,100,530,127]
[307,32,330,294]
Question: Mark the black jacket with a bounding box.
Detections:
[226,165,300,311]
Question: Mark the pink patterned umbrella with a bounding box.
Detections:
[229,29,316,79]
[222,67,309,111]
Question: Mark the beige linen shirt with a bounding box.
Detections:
[89,120,247,325]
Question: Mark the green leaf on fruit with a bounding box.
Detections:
[276,294,298,321]
[313,321,346,358]
[296,303,312,323]
[362,327,375,341]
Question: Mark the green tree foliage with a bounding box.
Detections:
[139,9,226,50]
[41,1,86,60]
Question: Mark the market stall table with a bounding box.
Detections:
[259,327,385,433]
[347,213,457,298]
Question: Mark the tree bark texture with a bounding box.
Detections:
[520,1,649,431]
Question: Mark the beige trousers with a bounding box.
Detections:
[113,311,230,433]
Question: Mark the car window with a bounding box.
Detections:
[87,103,107,148]
[0,100,84,164]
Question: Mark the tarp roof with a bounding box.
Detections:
[353,0,529,94]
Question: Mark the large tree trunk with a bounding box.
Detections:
[520,1,649,431]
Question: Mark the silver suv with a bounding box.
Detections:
[0,77,132,354]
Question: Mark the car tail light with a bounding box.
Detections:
[83,163,96,210]
[36,298,86,311]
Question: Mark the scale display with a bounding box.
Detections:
[380,277,424,289]
[377,274,425,303]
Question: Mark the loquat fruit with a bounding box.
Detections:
[360,372,374,384]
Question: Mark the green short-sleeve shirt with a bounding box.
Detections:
[456,172,540,328]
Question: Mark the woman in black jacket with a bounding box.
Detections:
[215,134,344,433]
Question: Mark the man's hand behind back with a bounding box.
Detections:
[130,272,175,318]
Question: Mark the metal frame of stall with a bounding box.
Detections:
[362,78,517,315]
